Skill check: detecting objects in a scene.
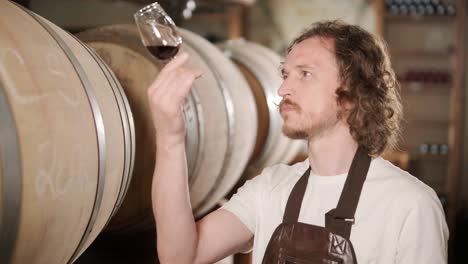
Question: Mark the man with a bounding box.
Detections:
[147,20,448,263]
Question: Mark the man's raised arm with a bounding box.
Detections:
[147,53,253,264]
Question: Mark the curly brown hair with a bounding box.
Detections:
[287,20,402,156]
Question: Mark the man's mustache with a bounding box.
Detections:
[279,99,301,112]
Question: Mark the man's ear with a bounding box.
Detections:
[341,100,355,111]
[335,85,354,115]
[337,98,354,121]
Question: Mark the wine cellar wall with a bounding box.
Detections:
[379,0,465,233]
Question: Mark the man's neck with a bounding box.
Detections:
[307,121,358,176]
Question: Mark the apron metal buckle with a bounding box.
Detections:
[336,217,355,224]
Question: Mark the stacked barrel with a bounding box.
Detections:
[0,1,305,263]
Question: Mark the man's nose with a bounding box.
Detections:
[277,77,294,97]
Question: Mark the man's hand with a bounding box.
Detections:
[147,52,202,145]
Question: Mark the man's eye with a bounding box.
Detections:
[281,74,288,80]
[302,71,312,78]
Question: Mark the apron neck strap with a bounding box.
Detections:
[282,146,371,239]
[282,167,311,224]
[325,146,371,239]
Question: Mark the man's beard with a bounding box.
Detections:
[280,99,340,140]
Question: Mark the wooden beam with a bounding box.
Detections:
[446,0,466,233]
[227,4,244,39]
[373,0,385,37]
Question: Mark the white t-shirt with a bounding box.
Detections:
[221,157,448,264]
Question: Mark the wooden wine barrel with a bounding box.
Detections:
[221,39,307,178]
[77,24,257,229]
[0,1,135,264]
[178,29,258,217]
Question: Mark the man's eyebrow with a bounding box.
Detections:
[278,62,286,74]
[278,63,316,75]
[296,64,315,70]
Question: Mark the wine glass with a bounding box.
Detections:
[134,2,183,60]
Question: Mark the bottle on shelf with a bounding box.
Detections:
[385,0,456,17]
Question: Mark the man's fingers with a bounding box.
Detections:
[148,53,201,95]
[160,52,190,74]
[193,69,203,79]
[175,69,202,97]
[148,67,201,98]
[147,70,173,100]
[161,68,200,104]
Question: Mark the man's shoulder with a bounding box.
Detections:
[368,157,439,202]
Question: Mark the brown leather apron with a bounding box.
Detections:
[262,147,371,264]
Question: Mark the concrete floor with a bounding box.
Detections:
[76,212,468,264]
[76,231,159,264]
[75,230,234,264]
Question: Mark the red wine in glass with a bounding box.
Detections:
[135,2,182,61]
[146,45,180,60]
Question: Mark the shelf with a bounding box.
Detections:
[191,12,228,21]
[385,14,456,23]
[389,49,452,57]
[411,153,449,162]
[382,0,465,233]
[405,119,449,128]
[400,82,452,93]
